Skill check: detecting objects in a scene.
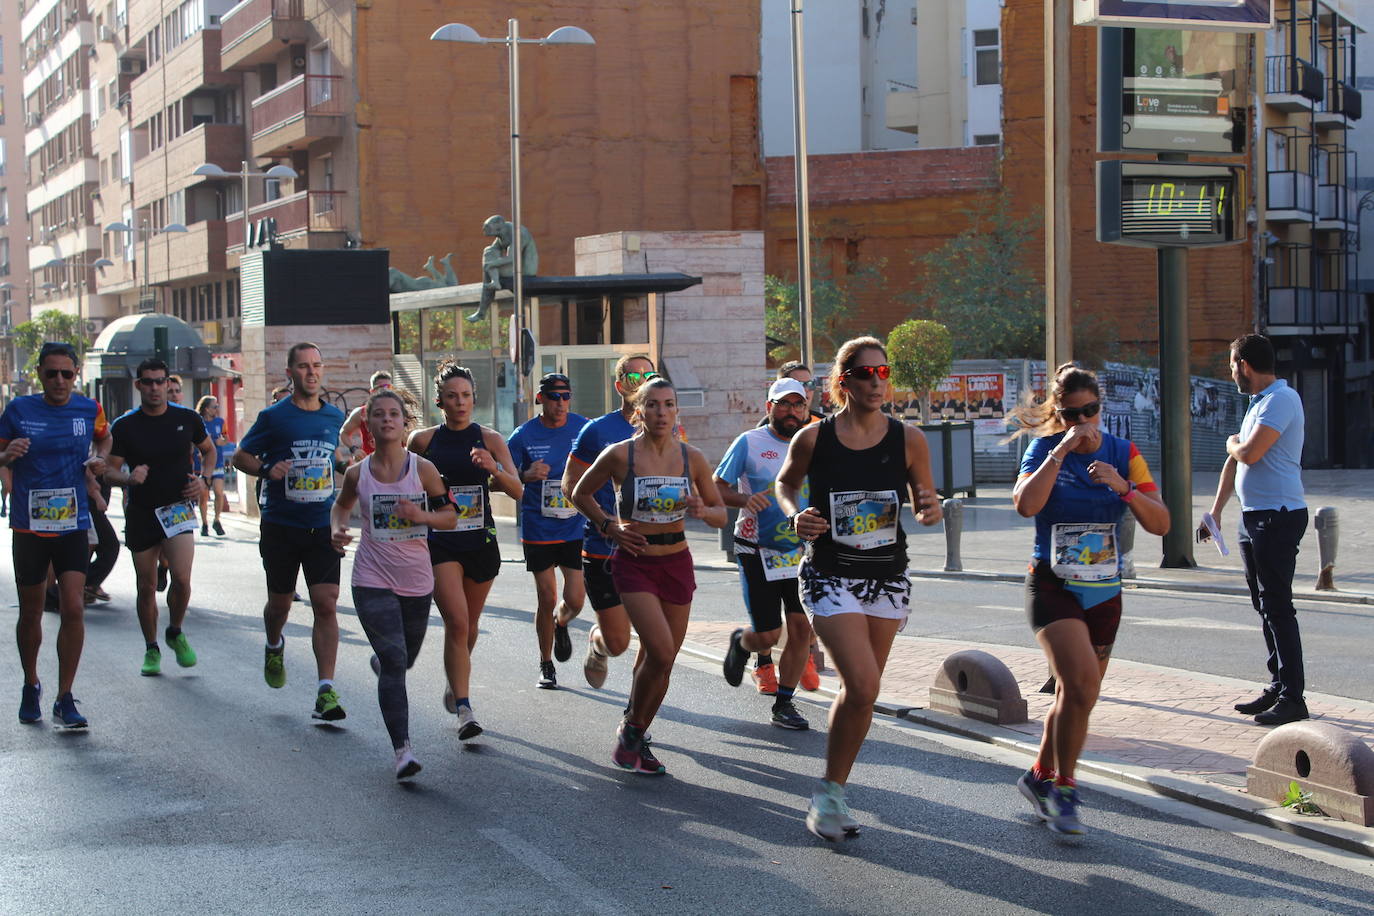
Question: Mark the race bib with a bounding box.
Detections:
[1051,523,1119,581]
[449,485,486,532]
[541,479,577,519]
[369,492,427,541]
[631,476,690,524]
[830,490,899,550]
[155,500,198,538]
[29,487,78,533]
[759,546,803,581]
[285,458,334,503]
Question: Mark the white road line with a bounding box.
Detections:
[480,828,632,916]
[1121,615,1254,632]
[976,605,1020,611]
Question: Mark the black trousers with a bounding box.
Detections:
[1238,507,1308,702]
[87,508,120,589]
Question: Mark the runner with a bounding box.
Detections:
[105,358,214,677]
[83,463,119,605]
[1010,363,1169,838]
[331,389,457,779]
[407,361,522,739]
[232,343,349,721]
[505,373,589,689]
[155,375,187,591]
[0,341,110,727]
[562,354,659,691]
[340,371,393,466]
[717,377,817,729]
[194,395,229,537]
[167,375,185,406]
[571,377,727,775]
[776,336,942,841]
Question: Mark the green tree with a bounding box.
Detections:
[912,191,1045,359]
[764,251,886,364]
[13,310,87,373]
[887,319,953,423]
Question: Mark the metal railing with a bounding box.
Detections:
[1266,54,1324,102]
[250,74,344,138]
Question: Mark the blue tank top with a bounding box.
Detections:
[424,423,496,550]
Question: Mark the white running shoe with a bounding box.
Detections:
[806,781,854,842]
[394,743,422,780]
[456,705,483,741]
[443,685,457,715]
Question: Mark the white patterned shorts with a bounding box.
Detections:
[799,560,911,621]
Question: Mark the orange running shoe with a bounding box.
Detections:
[800,654,821,691]
[751,662,778,695]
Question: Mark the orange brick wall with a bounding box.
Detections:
[355,1,763,281]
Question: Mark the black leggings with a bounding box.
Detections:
[87,509,120,590]
[352,586,432,749]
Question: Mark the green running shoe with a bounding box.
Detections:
[312,686,346,721]
[166,631,197,668]
[264,646,286,688]
[141,647,162,677]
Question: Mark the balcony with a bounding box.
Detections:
[250,75,345,158]
[1315,146,1357,231]
[885,90,920,134]
[1265,55,1324,111]
[220,0,310,71]
[131,30,236,124]
[144,220,230,283]
[1265,242,1314,328]
[133,124,246,208]
[226,190,348,252]
[1315,78,1363,129]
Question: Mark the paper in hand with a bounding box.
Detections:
[1200,512,1230,557]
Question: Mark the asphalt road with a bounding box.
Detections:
[4,522,1374,914]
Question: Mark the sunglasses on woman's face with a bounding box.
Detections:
[622,370,660,384]
[44,368,76,380]
[843,364,891,382]
[1057,401,1101,423]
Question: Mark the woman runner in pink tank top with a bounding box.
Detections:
[331,390,456,780]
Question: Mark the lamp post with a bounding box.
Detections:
[42,254,115,332]
[191,161,300,249]
[789,0,814,369]
[104,221,188,313]
[430,20,595,426]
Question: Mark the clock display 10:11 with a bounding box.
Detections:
[1130,178,1230,217]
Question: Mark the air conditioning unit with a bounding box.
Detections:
[26,112,41,128]
[99,24,114,42]
[118,58,144,75]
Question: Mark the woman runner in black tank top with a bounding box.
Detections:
[407,362,522,740]
[777,336,942,842]
[571,378,727,776]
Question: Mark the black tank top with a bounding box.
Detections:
[617,439,692,524]
[424,423,495,549]
[806,416,908,577]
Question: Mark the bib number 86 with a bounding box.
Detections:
[843,513,880,535]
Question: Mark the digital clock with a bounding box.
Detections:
[1097,160,1244,247]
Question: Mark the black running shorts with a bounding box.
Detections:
[259,521,342,595]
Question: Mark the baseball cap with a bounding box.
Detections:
[768,378,807,402]
[538,372,571,393]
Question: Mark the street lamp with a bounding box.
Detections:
[42,254,115,331]
[788,0,814,370]
[105,221,188,313]
[430,19,595,426]
[191,161,299,249]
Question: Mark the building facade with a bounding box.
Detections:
[1,0,35,400]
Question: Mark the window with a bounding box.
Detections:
[973,134,1000,146]
[974,28,1000,87]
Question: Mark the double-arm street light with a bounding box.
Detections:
[104,221,188,313]
[41,253,116,329]
[191,161,301,249]
[430,19,595,426]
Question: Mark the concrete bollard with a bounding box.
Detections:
[1315,506,1338,591]
[1246,721,1374,826]
[1117,511,1137,579]
[942,498,963,572]
[929,650,1029,725]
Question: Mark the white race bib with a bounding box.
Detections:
[369,492,427,541]
[829,490,899,550]
[155,500,198,538]
[1051,523,1119,581]
[540,479,577,519]
[631,476,689,524]
[29,487,79,533]
[285,458,334,503]
[759,546,803,581]
[449,485,486,532]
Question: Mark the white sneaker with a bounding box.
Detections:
[583,626,609,689]
[806,781,851,842]
[443,685,457,714]
[456,704,483,741]
[394,743,422,780]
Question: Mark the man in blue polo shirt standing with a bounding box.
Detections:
[1201,334,1309,726]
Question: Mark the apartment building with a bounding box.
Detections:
[1,0,30,400]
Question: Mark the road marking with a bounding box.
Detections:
[1121,615,1253,632]
[480,828,631,916]
[976,605,1020,612]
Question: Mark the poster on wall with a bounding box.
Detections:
[928,376,968,421]
[965,374,1007,420]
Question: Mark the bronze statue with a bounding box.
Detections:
[389,253,457,293]
[470,215,538,322]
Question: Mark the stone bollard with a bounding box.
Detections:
[942,498,963,572]
[1246,721,1374,826]
[1117,511,1137,579]
[929,650,1029,725]
[1315,506,1338,591]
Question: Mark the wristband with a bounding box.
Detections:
[1047,451,1064,466]
[789,511,803,530]
[1120,482,1137,503]
[599,517,614,534]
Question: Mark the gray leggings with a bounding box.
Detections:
[352,586,433,749]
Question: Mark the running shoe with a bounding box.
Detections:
[583,630,609,689]
[553,621,572,663]
[635,737,667,776]
[166,630,197,668]
[1047,785,1086,838]
[456,705,483,741]
[771,699,810,730]
[751,662,778,696]
[806,781,850,842]
[800,655,821,692]
[212,520,225,537]
[612,722,644,771]
[723,628,749,687]
[141,646,162,677]
[394,743,422,780]
[537,660,558,690]
[86,586,111,602]
[1017,770,1054,822]
[200,523,209,537]
[264,646,286,688]
[443,685,458,714]
[312,686,346,721]
[19,682,42,724]
[51,693,87,729]
[157,565,168,593]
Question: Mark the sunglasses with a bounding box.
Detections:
[44,368,76,380]
[542,390,572,401]
[622,371,660,384]
[1057,401,1102,423]
[843,364,891,382]
[138,376,169,386]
